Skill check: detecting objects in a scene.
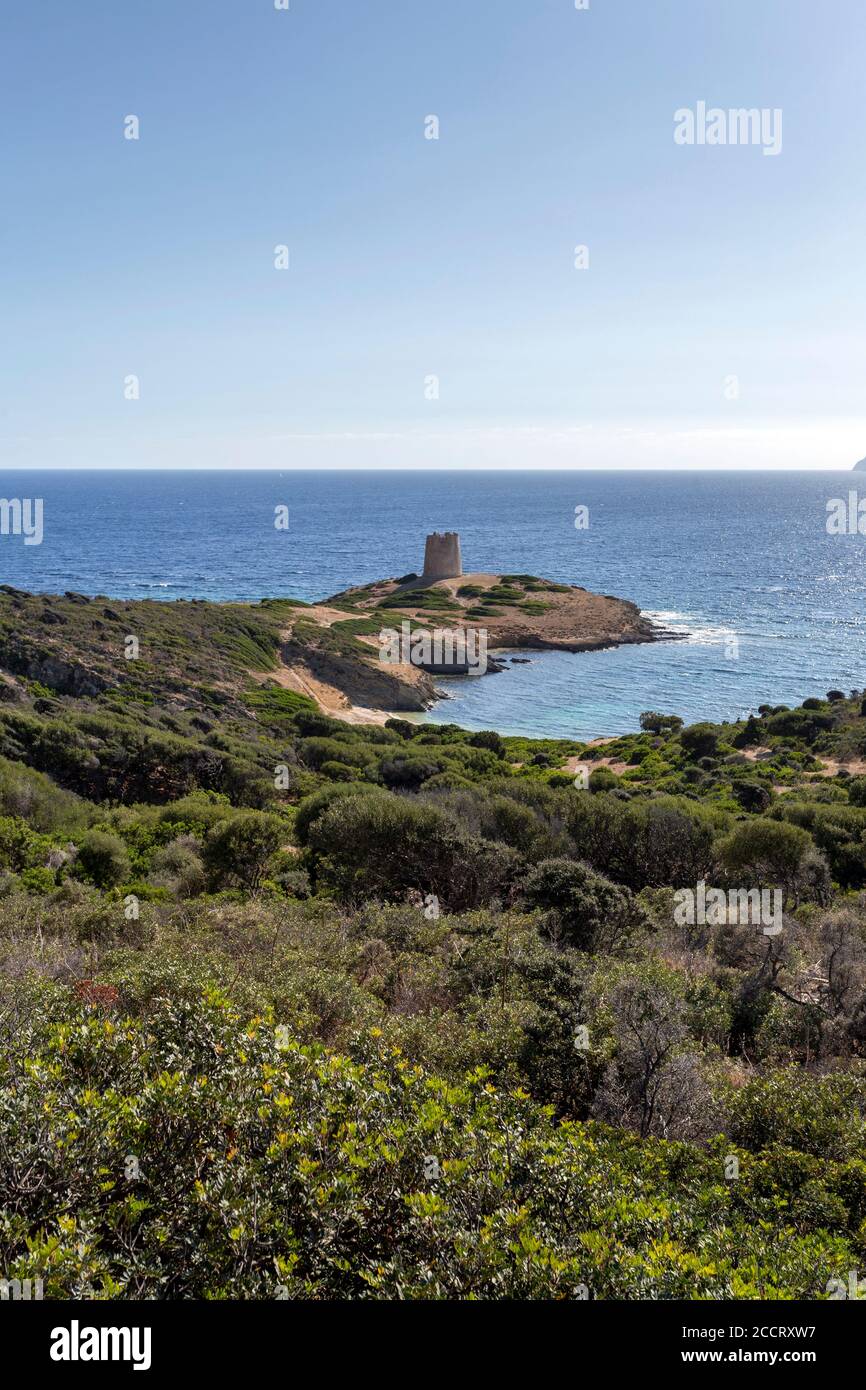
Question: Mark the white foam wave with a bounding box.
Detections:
[644,611,738,645]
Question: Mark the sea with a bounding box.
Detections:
[1,469,864,741]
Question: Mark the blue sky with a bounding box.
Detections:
[2,0,864,469]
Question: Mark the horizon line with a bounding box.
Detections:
[0,465,862,475]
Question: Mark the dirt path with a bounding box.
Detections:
[562,751,629,775]
[252,659,394,726]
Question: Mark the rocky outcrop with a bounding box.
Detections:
[0,638,108,698]
[281,637,439,712]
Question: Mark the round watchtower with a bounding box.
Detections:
[422,532,462,581]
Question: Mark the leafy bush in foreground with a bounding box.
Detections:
[0,984,856,1300]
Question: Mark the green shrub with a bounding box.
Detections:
[732,781,772,814]
[308,795,517,909]
[639,712,684,736]
[524,857,648,953]
[203,812,284,890]
[294,782,388,846]
[468,730,506,759]
[718,817,815,900]
[680,723,721,759]
[727,1068,866,1162]
[76,830,131,888]
[378,754,444,790]
[19,865,57,895]
[299,737,377,772]
[588,766,619,792]
[0,986,854,1300]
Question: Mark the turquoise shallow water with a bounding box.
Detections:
[1,469,864,738]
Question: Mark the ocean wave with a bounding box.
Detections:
[644,611,738,645]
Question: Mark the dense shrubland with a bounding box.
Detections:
[3,593,866,1297]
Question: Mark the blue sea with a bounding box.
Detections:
[1,470,864,740]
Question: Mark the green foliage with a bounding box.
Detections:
[308,795,518,909]
[680,723,722,760]
[76,830,132,889]
[203,812,285,890]
[4,587,866,1297]
[640,711,684,735]
[727,1068,866,1162]
[588,765,619,792]
[148,838,207,898]
[0,756,87,833]
[519,600,553,615]
[467,729,506,758]
[567,793,718,889]
[524,858,648,953]
[377,587,461,612]
[242,685,317,730]
[732,781,772,814]
[484,586,525,603]
[299,736,377,772]
[0,985,856,1300]
[378,752,445,789]
[293,782,388,846]
[765,707,836,745]
[772,801,866,888]
[19,866,58,895]
[718,818,814,898]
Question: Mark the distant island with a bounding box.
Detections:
[853,457,866,470]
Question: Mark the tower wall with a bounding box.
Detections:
[422,532,462,581]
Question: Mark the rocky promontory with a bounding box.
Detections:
[269,570,680,722]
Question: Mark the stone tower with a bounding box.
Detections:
[422,532,462,581]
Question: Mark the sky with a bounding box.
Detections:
[1,0,865,470]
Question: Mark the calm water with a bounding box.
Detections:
[1,470,864,739]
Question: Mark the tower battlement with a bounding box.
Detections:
[422,532,463,581]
